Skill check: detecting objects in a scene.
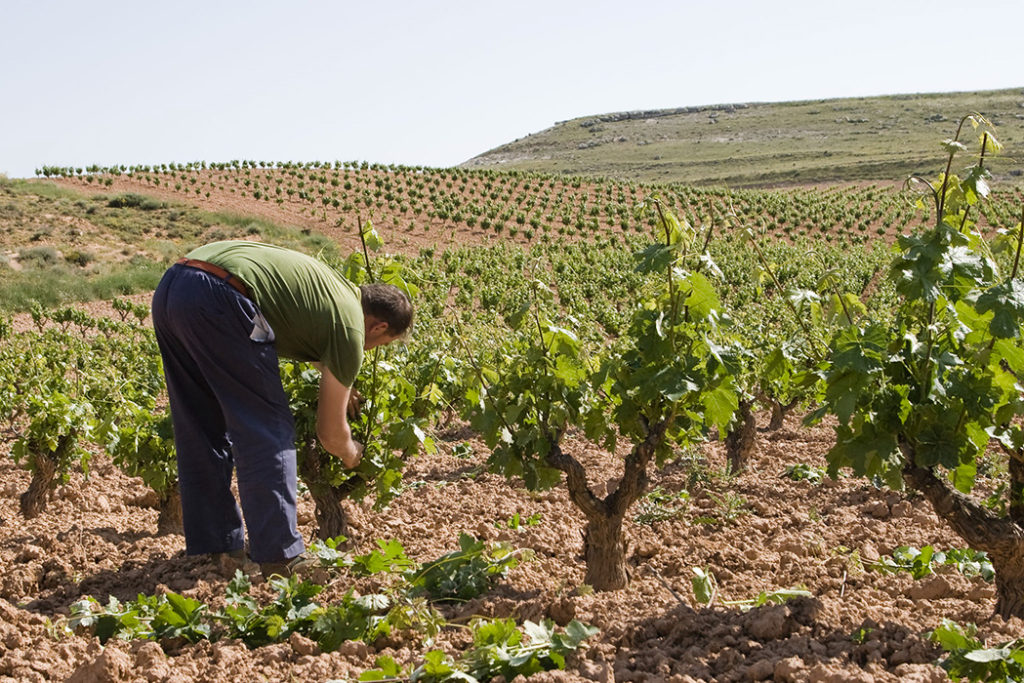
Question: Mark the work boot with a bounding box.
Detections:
[211,548,248,577]
[259,554,326,582]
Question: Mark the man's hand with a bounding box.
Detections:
[339,439,364,469]
[347,390,363,419]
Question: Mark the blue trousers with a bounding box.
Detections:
[151,264,304,563]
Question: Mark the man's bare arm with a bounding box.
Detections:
[316,366,363,468]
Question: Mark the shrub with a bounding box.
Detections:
[18,246,62,267]
[107,194,165,211]
[64,249,97,267]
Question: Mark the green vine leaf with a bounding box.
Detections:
[976,280,1024,339]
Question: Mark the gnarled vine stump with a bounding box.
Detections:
[725,400,756,473]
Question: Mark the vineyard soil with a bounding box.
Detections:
[42,171,927,259]
[51,173,559,255]
[1,413,1019,682]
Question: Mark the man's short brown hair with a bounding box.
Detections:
[360,283,414,337]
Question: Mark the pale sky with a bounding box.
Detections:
[2,0,1022,178]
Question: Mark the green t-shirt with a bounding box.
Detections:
[186,241,364,386]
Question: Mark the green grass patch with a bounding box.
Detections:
[0,262,164,311]
[195,210,341,258]
[0,176,95,201]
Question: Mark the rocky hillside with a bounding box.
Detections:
[462,88,1024,188]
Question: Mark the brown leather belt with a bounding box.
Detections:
[176,258,250,298]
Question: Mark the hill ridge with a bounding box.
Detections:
[463,87,1024,189]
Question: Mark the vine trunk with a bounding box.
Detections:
[725,400,756,473]
[582,515,629,590]
[903,447,1024,619]
[19,441,67,518]
[547,420,668,591]
[299,451,353,540]
[767,398,799,431]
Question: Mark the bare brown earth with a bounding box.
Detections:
[50,171,581,256]
[2,411,1021,682]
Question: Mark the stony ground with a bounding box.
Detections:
[1,410,1019,683]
